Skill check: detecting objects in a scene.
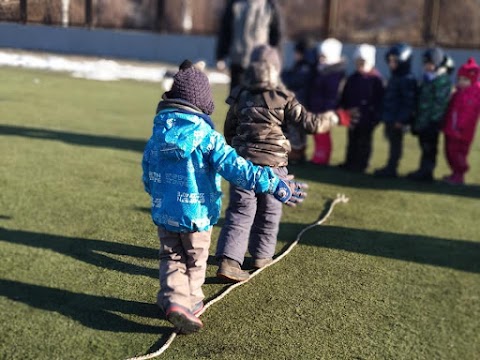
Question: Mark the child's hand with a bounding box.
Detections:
[273,175,308,207]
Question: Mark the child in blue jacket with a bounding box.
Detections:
[374,43,417,178]
[142,61,305,334]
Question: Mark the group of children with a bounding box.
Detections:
[141,41,480,335]
[284,39,480,184]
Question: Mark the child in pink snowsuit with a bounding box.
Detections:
[442,57,480,184]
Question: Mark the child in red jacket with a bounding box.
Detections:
[442,57,480,185]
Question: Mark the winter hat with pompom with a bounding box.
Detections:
[164,60,215,115]
[458,57,480,85]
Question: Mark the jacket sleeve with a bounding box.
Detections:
[268,0,283,48]
[431,77,453,124]
[207,131,279,194]
[141,141,152,195]
[216,1,234,61]
[339,76,352,109]
[373,76,385,123]
[284,95,338,134]
[397,76,417,124]
[223,106,238,145]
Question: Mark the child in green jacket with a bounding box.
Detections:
[407,47,452,182]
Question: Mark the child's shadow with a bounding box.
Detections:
[0,279,169,334]
[0,227,158,278]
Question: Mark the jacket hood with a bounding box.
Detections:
[153,100,214,160]
[244,61,281,90]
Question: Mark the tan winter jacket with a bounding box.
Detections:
[224,61,339,167]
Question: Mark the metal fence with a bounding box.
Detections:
[1,0,479,48]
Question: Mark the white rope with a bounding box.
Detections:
[126,194,349,360]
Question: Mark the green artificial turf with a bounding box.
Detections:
[0,66,479,360]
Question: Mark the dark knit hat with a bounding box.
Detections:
[165,61,215,115]
[250,44,282,73]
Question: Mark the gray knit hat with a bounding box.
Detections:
[165,62,215,115]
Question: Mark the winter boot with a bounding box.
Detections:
[253,258,273,269]
[406,169,433,182]
[373,166,398,178]
[166,304,203,334]
[442,173,464,185]
[217,257,249,282]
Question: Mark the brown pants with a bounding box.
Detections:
[157,227,212,312]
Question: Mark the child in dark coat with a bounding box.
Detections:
[282,38,316,163]
[442,57,480,185]
[215,45,355,282]
[309,38,347,165]
[339,44,384,172]
[407,47,452,182]
[374,43,417,178]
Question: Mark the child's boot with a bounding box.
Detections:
[217,257,249,282]
[166,304,203,334]
[373,166,398,178]
[442,173,464,185]
[253,257,273,269]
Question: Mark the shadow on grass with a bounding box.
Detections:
[0,227,158,278]
[0,124,146,152]
[289,163,480,199]
[283,222,480,274]
[0,279,169,334]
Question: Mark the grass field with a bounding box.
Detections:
[0,66,479,360]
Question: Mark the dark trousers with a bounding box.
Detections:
[344,125,375,172]
[215,167,287,265]
[384,123,404,171]
[229,64,246,92]
[415,128,440,175]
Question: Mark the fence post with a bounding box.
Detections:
[325,0,338,38]
[20,0,27,23]
[156,0,166,31]
[85,0,92,28]
[423,0,440,45]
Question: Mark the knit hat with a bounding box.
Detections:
[250,44,282,73]
[458,57,480,84]
[318,38,342,65]
[164,60,215,115]
[423,47,444,68]
[353,44,376,72]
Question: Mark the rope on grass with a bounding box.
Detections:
[126,193,349,360]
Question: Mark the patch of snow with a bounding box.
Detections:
[0,50,230,85]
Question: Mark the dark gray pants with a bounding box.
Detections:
[385,123,404,171]
[215,167,287,265]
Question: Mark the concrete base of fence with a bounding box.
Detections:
[1,22,479,77]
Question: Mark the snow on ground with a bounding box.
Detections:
[0,49,230,85]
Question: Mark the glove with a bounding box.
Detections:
[273,175,308,207]
[335,108,360,127]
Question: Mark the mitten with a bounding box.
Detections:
[273,176,308,207]
[335,108,360,127]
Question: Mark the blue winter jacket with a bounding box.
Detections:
[142,99,280,233]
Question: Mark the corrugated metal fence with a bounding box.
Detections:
[1,0,480,48]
